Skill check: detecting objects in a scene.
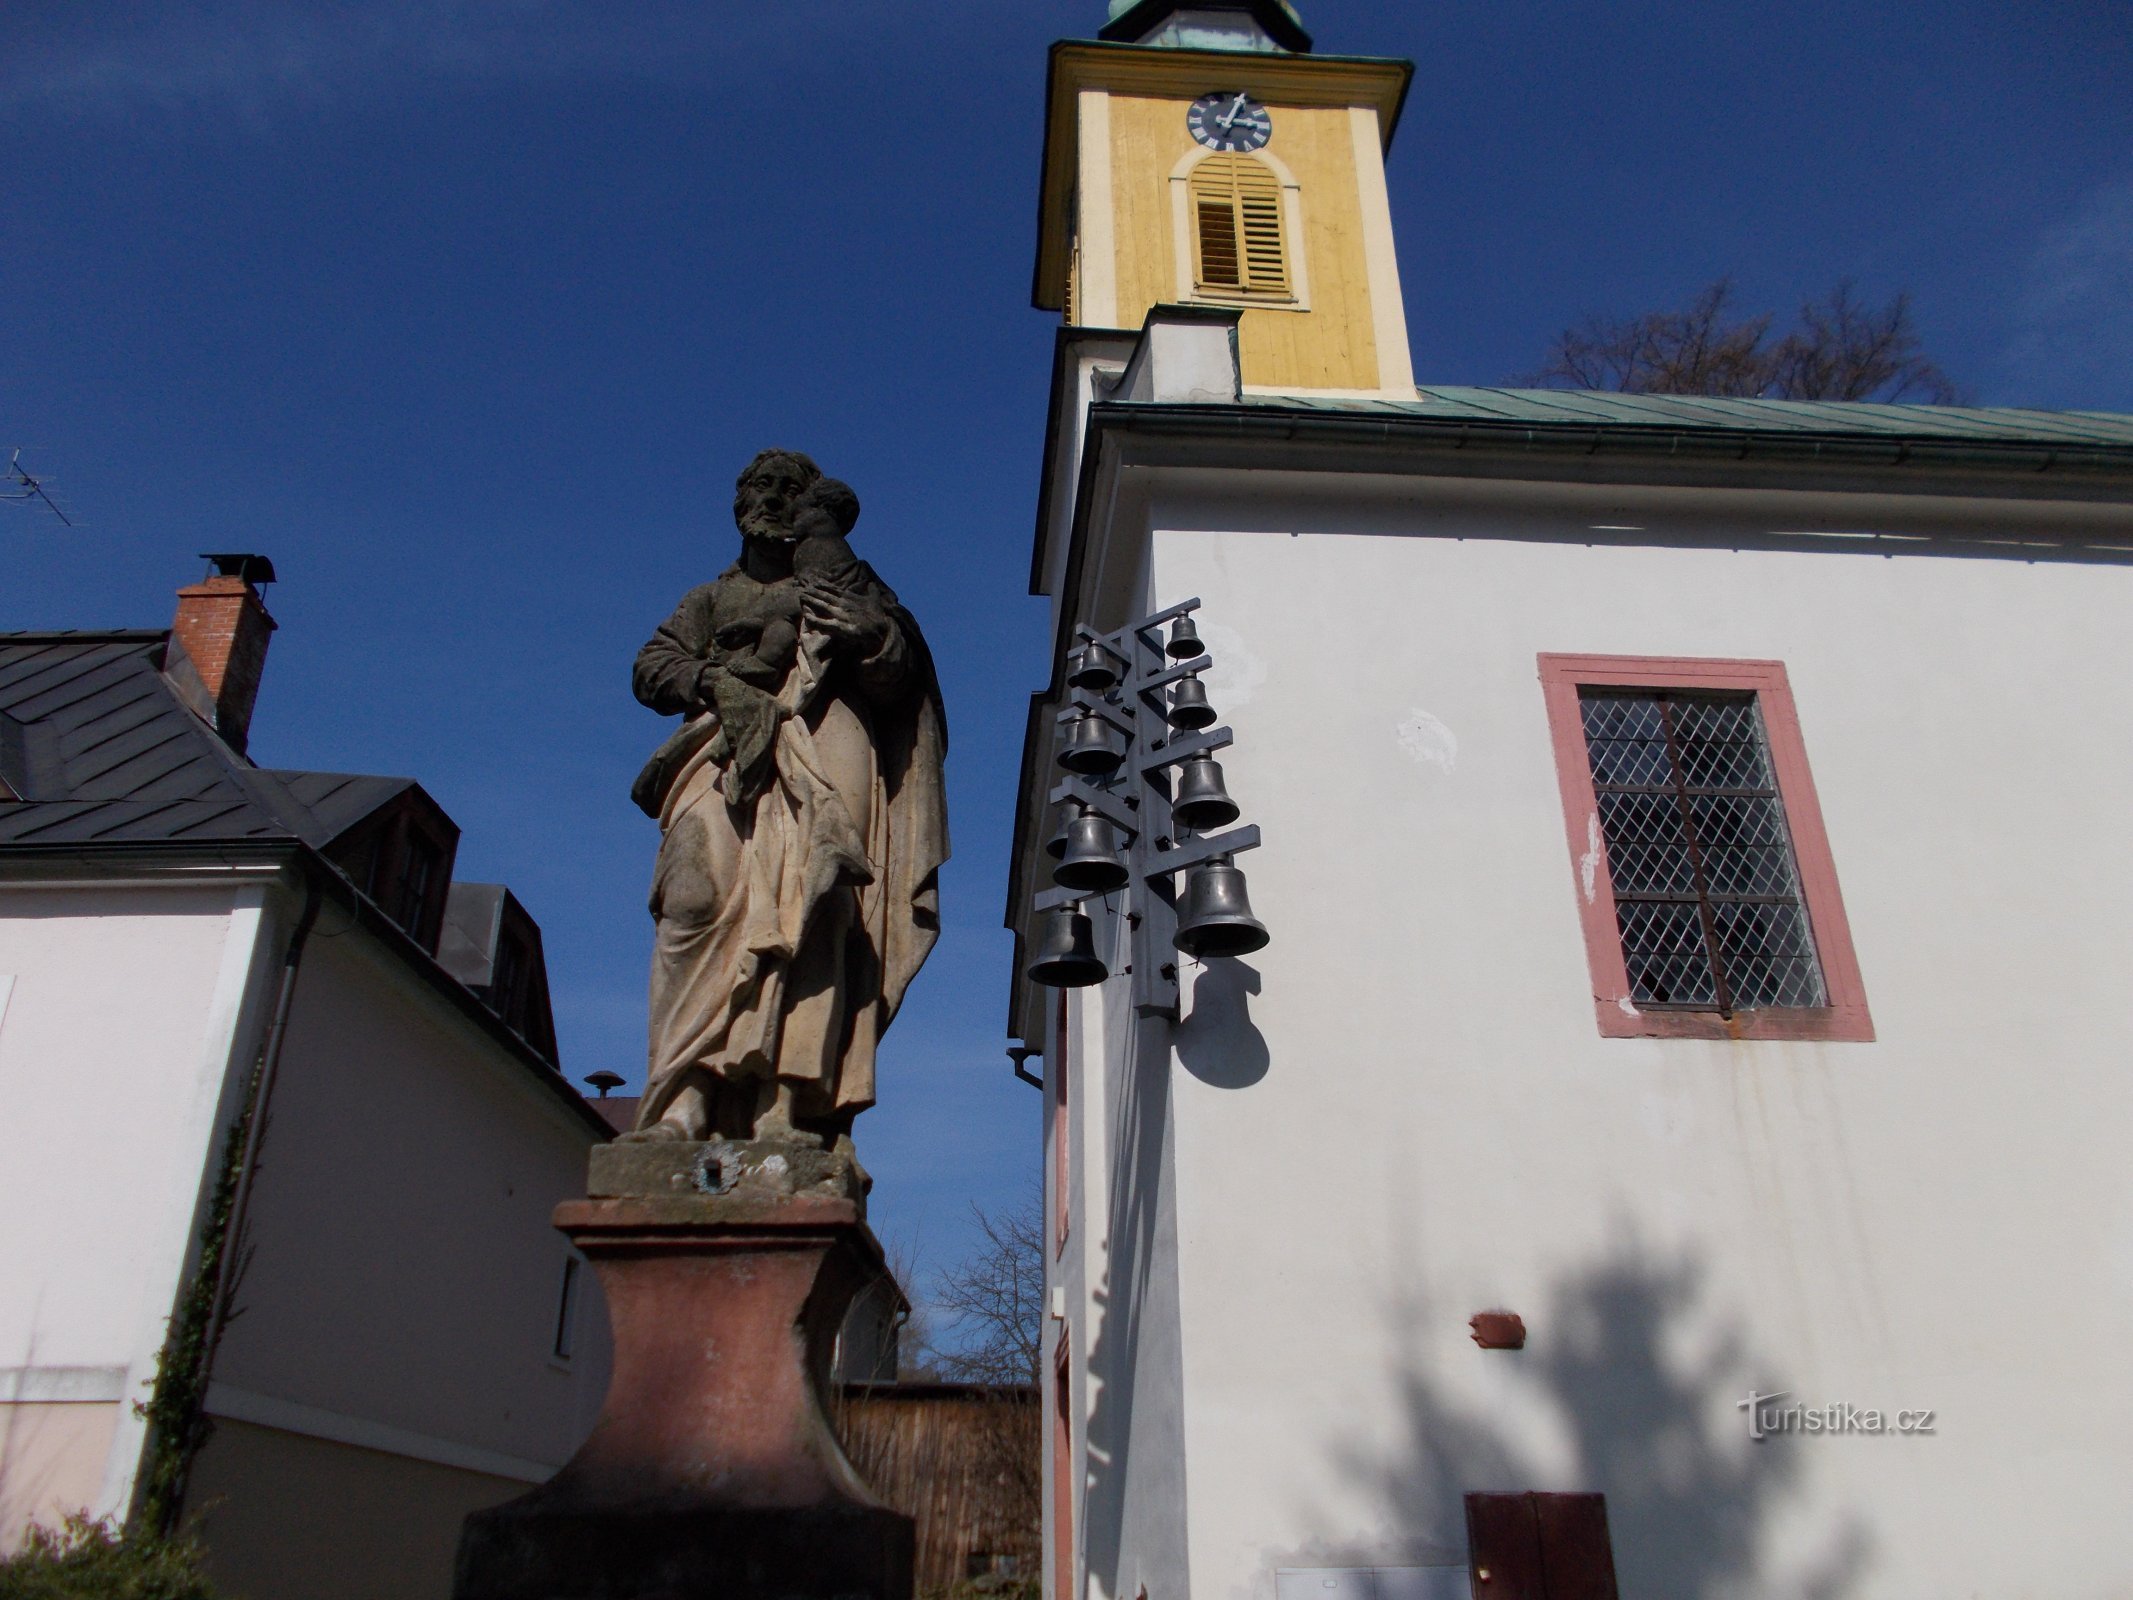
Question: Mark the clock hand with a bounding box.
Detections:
[1217,93,1248,130]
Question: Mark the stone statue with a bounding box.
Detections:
[625,449,947,1147]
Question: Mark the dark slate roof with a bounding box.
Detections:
[0,630,409,848]
[1245,386,2133,449]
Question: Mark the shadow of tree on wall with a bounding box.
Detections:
[1327,1240,1872,1599]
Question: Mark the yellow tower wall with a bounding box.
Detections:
[1039,45,1414,397]
[1105,96,1381,391]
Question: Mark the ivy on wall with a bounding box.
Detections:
[131,1061,265,1539]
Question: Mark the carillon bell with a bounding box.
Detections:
[1171,752,1240,831]
[1045,803,1073,860]
[1027,905,1108,987]
[1172,857,1269,959]
[1166,614,1203,659]
[1167,675,1215,731]
[1054,812,1130,893]
[1067,643,1120,692]
[1058,712,1127,775]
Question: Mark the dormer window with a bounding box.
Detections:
[437,883,561,1064]
[386,828,443,938]
[321,784,461,955]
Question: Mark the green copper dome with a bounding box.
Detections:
[1099,1,1312,53]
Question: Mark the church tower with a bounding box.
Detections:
[1033,0,1414,395]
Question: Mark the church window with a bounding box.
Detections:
[1538,655,1872,1042]
[1189,154,1290,299]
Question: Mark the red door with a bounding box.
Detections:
[1464,1493,1619,1600]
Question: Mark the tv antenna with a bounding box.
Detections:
[3,450,74,527]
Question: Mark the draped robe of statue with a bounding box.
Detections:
[629,559,947,1142]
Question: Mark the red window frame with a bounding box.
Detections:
[1538,654,1872,1042]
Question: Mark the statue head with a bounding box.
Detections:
[732,449,822,546]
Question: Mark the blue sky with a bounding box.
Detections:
[4,0,2129,1281]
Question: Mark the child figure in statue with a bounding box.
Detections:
[730,476,860,696]
[692,479,864,807]
[790,476,865,599]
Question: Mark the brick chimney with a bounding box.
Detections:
[170,554,277,755]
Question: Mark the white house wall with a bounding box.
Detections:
[1067,474,2133,1600]
[184,910,609,1600]
[199,917,609,1512]
[0,881,278,1545]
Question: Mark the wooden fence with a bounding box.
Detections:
[834,1382,1040,1597]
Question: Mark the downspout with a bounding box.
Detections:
[152,872,323,1533]
[202,872,322,1376]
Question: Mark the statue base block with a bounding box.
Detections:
[456,1505,912,1600]
[454,1151,912,1600]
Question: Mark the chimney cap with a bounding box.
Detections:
[199,552,277,587]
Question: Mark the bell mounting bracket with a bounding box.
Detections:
[1042,597,1265,1020]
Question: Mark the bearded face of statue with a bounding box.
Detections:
[732,453,818,547]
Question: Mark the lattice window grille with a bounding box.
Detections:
[1578,689,1827,1013]
[1189,154,1290,299]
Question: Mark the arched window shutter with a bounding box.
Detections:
[1189,154,1291,299]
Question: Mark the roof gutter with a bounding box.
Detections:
[1099,400,2133,482]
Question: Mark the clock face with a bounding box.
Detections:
[1187,91,1272,153]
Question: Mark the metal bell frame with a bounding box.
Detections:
[1032,596,1265,1020]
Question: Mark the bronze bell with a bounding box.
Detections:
[1054,812,1130,893]
[1058,712,1126,775]
[1067,643,1120,692]
[1173,857,1269,959]
[1045,802,1073,860]
[1167,675,1216,730]
[1167,614,1203,659]
[1027,905,1108,987]
[1171,752,1239,831]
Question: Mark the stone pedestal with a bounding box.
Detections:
[454,1141,913,1600]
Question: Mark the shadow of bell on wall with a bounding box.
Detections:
[1173,959,1269,1089]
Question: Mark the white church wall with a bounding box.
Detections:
[0,880,279,1543]
[1121,475,2133,1600]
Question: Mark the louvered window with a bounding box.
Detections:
[1190,154,1290,299]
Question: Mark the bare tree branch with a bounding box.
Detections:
[929,1183,1045,1388]
[1529,278,1967,403]
[877,1231,947,1381]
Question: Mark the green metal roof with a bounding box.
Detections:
[1241,386,2133,449]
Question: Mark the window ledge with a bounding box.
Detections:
[1595,999,1875,1043]
[1186,288,1306,314]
